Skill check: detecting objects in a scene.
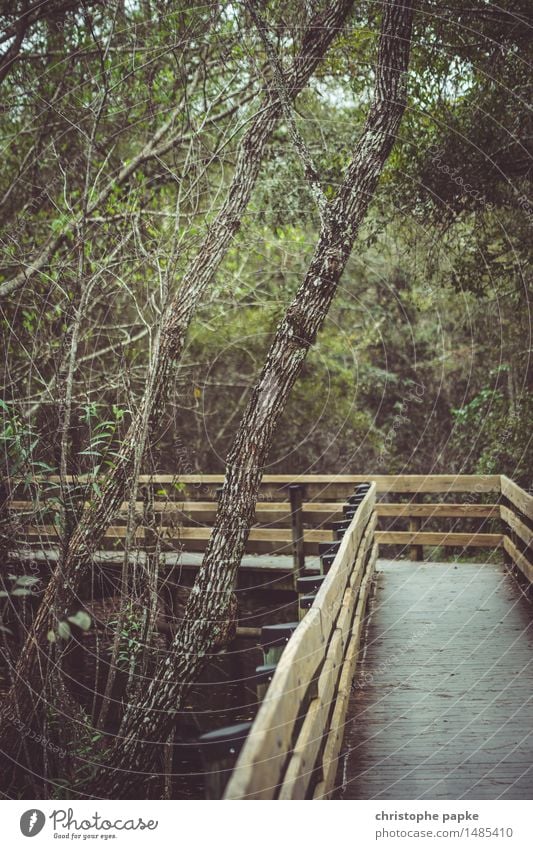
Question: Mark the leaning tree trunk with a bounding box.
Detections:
[87,0,414,798]
[0,0,355,772]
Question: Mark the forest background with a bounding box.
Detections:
[1,0,531,490]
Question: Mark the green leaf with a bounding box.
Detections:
[57,621,72,639]
[33,461,57,472]
[15,575,40,587]
[47,630,56,643]
[11,588,33,597]
[67,611,91,631]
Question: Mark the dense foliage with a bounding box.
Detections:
[1,0,531,489]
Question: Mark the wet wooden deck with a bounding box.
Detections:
[337,559,533,800]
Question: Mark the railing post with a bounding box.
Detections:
[319,540,340,574]
[261,622,299,665]
[409,492,423,561]
[288,484,305,582]
[255,663,277,702]
[198,722,253,799]
[297,574,324,621]
[501,488,513,571]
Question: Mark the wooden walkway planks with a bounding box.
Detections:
[336,559,533,800]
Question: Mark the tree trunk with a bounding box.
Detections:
[0,0,355,771]
[87,0,414,798]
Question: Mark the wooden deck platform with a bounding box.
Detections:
[336,558,533,800]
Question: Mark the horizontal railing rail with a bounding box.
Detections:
[5,475,531,584]
[5,474,511,564]
[6,472,502,499]
[7,499,502,521]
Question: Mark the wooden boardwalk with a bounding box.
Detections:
[7,474,532,799]
[337,558,533,800]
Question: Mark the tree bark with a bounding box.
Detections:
[87,0,414,798]
[0,0,355,771]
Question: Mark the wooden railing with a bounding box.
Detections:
[8,474,528,567]
[500,475,533,583]
[224,484,378,799]
[222,474,531,799]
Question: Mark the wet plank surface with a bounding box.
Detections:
[10,549,320,572]
[337,559,533,799]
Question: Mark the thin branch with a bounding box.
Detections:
[244,0,329,220]
[0,76,254,299]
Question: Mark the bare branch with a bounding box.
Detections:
[244,0,329,219]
